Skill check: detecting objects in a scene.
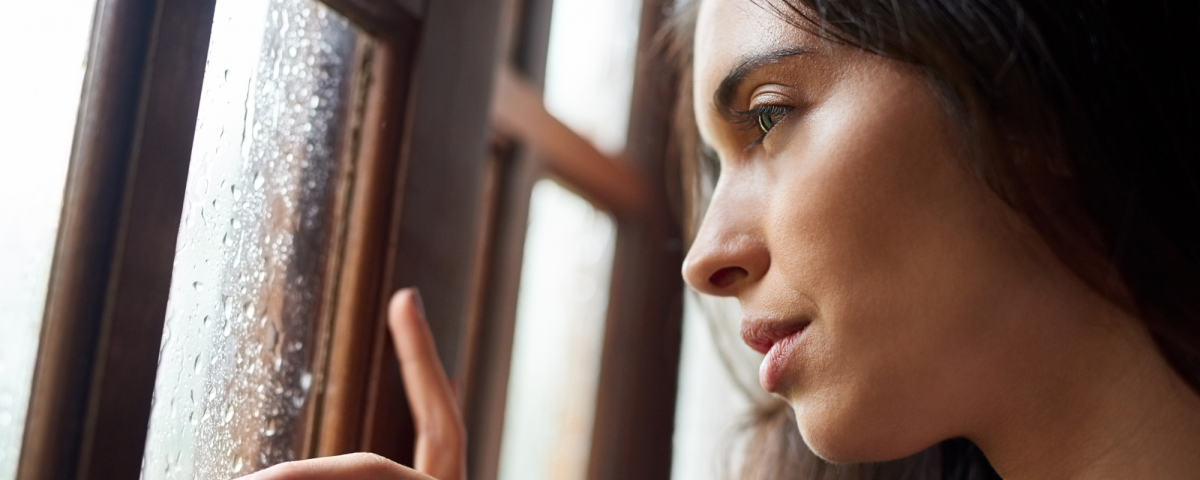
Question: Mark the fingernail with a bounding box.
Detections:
[409,287,425,317]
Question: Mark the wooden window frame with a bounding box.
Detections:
[459,0,685,479]
[17,0,506,477]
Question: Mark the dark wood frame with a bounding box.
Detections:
[20,0,219,477]
[458,0,685,478]
[587,1,686,478]
[311,1,422,460]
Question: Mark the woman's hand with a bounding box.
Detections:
[242,288,467,480]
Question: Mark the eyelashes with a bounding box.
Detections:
[731,104,793,149]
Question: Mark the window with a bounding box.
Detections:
[9,0,685,478]
[495,0,639,477]
[16,0,505,477]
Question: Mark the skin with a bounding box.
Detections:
[682,0,1200,478]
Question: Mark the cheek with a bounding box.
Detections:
[763,70,1028,461]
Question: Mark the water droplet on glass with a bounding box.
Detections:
[233,456,244,473]
[264,417,278,437]
[223,232,233,247]
[231,183,241,201]
[192,281,204,291]
[193,354,203,373]
[300,371,313,392]
[223,402,234,423]
[265,319,279,350]
[253,171,265,189]
[291,392,306,409]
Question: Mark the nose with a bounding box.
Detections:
[681,183,770,296]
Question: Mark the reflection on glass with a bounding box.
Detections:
[0,1,98,477]
[140,0,362,478]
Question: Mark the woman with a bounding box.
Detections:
[247,0,1200,478]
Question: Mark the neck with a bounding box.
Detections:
[975,312,1200,480]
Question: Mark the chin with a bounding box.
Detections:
[791,401,941,464]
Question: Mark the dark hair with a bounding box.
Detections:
[666,0,1200,478]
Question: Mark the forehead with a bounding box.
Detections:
[693,0,814,135]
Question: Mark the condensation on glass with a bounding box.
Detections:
[141,0,365,478]
[496,0,641,478]
[0,1,98,478]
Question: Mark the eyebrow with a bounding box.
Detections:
[713,46,811,118]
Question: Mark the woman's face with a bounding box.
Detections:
[682,0,1101,463]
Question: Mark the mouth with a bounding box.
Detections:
[740,316,810,392]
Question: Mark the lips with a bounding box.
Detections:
[741,316,809,392]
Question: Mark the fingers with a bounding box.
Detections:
[239,453,434,480]
[388,288,467,480]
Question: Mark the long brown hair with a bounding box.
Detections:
[665,0,1200,478]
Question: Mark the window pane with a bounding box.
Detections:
[498,180,617,480]
[541,0,641,156]
[671,295,757,480]
[140,1,363,478]
[0,1,97,478]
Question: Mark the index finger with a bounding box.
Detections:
[387,288,466,480]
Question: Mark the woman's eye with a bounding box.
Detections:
[755,105,790,134]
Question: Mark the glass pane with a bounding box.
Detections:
[140,0,363,478]
[496,0,640,477]
[671,295,758,480]
[541,0,641,156]
[498,180,617,480]
[0,1,98,477]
